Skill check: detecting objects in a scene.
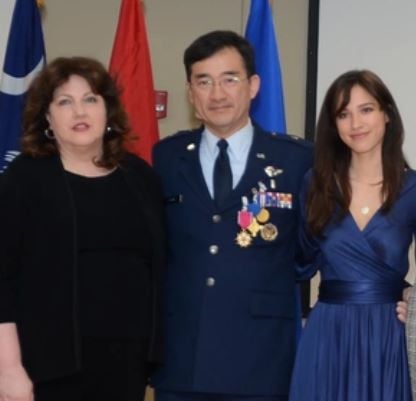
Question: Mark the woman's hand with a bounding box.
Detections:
[0,365,33,401]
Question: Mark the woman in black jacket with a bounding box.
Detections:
[0,56,165,401]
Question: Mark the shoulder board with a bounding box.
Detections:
[267,132,313,149]
[158,127,202,145]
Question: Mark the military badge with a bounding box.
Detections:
[264,166,283,189]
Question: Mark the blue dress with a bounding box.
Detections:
[289,170,415,401]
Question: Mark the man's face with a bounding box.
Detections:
[187,47,260,138]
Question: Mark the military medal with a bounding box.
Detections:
[238,210,253,228]
[235,171,288,247]
[237,196,252,229]
[260,223,278,241]
[247,219,262,237]
[235,231,252,247]
[247,201,261,216]
[256,208,270,223]
[236,197,253,247]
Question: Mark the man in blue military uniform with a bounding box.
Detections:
[152,30,313,401]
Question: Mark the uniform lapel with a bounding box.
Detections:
[177,129,215,208]
[175,127,280,212]
[220,127,274,211]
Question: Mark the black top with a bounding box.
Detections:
[66,168,152,339]
[0,153,165,382]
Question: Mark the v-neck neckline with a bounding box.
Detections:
[348,206,381,232]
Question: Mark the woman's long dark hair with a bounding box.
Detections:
[307,70,407,235]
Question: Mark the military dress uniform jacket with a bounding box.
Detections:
[0,153,166,382]
[152,126,313,396]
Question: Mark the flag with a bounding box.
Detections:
[245,0,306,341]
[0,0,45,173]
[109,0,159,164]
[245,0,286,133]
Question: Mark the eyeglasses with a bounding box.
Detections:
[190,75,248,91]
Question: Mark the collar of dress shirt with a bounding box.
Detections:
[202,121,254,162]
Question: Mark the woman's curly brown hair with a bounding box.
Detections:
[21,56,130,168]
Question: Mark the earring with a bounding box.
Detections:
[106,126,112,134]
[44,127,55,140]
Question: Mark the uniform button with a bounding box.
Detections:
[209,245,219,254]
[206,277,216,287]
[212,214,222,223]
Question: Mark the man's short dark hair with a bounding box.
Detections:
[184,30,256,81]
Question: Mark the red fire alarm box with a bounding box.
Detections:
[155,90,168,119]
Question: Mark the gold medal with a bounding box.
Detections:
[256,208,270,223]
[236,231,252,247]
[260,223,278,241]
[247,219,262,237]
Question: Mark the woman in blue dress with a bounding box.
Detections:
[289,70,413,401]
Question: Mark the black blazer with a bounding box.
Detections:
[0,153,166,382]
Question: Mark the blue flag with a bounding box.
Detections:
[246,0,305,343]
[0,0,45,173]
[245,0,286,133]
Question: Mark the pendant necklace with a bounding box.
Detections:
[360,206,370,215]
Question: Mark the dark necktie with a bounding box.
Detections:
[213,139,232,206]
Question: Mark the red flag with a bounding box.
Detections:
[109,0,159,164]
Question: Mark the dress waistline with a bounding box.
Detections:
[318,280,403,304]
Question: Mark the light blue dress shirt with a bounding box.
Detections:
[199,121,254,198]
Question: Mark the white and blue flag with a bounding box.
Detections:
[0,0,45,172]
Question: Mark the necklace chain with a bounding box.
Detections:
[350,177,383,186]
[350,174,383,216]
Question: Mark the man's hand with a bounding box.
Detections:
[396,286,412,323]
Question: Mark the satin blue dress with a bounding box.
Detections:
[289,170,415,401]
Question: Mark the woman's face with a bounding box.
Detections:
[46,74,107,156]
[335,84,389,157]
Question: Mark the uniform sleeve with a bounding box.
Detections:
[295,172,322,281]
[0,168,22,322]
